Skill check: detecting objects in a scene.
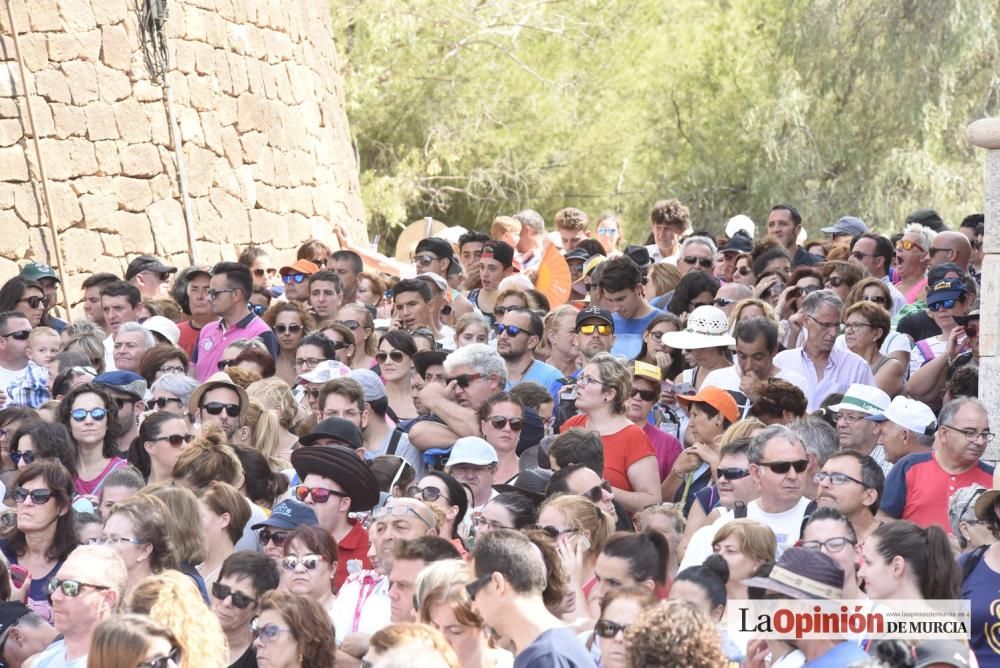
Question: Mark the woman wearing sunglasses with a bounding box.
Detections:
[839,301,904,397]
[477,392,523,484]
[819,261,862,304]
[1,461,77,621]
[337,302,378,371]
[908,277,972,384]
[9,421,78,477]
[587,586,656,668]
[254,590,337,667]
[96,494,177,597]
[126,411,191,484]
[412,471,469,553]
[626,363,682,487]
[0,277,48,327]
[89,613,183,668]
[57,383,127,496]
[263,302,314,387]
[894,223,935,304]
[773,266,822,321]
[317,321,357,368]
[278,525,339,620]
[378,330,418,422]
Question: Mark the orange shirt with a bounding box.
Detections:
[561,415,655,491]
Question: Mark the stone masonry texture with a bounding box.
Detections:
[0,0,365,299]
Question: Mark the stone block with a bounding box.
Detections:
[133,80,163,102]
[47,31,94,62]
[0,100,19,119]
[184,143,216,197]
[249,209,281,244]
[120,143,162,177]
[100,232,125,257]
[61,61,99,104]
[114,177,153,212]
[188,74,218,112]
[193,42,215,75]
[50,104,86,138]
[194,196,225,242]
[58,228,104,272]
[93,0,128,26]
[147,198,187,254]
[59,0,97,32]
[145,104,170,145]
[215,95,237,127]
[66,137,99,176]
[33,69,71,104]
[15,34,49,72]
[100,24,132,71]
[0,211,30,260]
[177,106,203,146]
[210,188,247,233]
[85,104,119,141]
[214,50,233,94]
[0,119,23,147]
[235,165,256,207]
[13,183,40,224]
[149,173,173,200]
[27,0,61,32]
[29,97,56,137]
[113,99,151,143]
[201,110,222,155]
[47,181,83,229]
[239,131,267,163]
[79,192,118,227]
[235,92,260,132]
[94,140,120,174]
[0,183,14,210]
[229,53,249,95]
[219,125,242,167]
[0,145,28,182]
[288,186,314,217]
[245,58,264,95]
[97,65,131,102]
[183,7,207,42]
[173,40,197,75]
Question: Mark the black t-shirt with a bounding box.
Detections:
[897,310,940,343]
[513,627,596,668]
[229,644,257,668]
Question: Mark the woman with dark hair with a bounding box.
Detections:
[255,590,338,668]
[775,266,823,320]
[294,333,338,374]
[959,489,1000,667]
[476,491,537,534]
[635,314,684,385]
[9,421,78,477]
[233,445,289,508]
[800,507,861,599]
[477,392,523,483]
[125,410,190,484]
[593,530,672,604]
[0,461,78,621]
[587,586,657,668]
[56,383,127,495]
[820,260,863,303]
[412,470,469,552]
[0,277,47,326]
[841,301,904,397]
[378,330,418,422]
[0,406,40,489]
[670,554,729,622]
[316,321,356,368]
[279,525,339,619]
[860,520,960,601]
[263,301,315,386]
[232,345,276,378]
[136,344,189,387]
[238,244,278,292]
[668,272,721,318]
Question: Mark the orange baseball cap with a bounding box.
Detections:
[677,386,739,423]
[279,259,319,276]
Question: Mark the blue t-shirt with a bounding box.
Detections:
[803,641,869,666]
[0,538,62,623]
[513,627,596,668]
[610,308,665,360]
[961,549,1000,667]
[508,360,567,402]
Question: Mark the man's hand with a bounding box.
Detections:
[418,380,454,409]
[339,632,370,658]
[739,369,762,400]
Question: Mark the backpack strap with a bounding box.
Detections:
[962,544,989,583]
[386,428,403,456]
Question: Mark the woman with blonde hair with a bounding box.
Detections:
[415,560,514,668]
[365,622,460,668]
[95,493,177,597]
[63,332,106,374]
[255,590,338,668]
[636,504,686,583]
[88,613,183,668]
[231,398,287,469]
[127,569,228,668]
[711,519,776,601]
[560,353,660,512]
[316,320,357,368]
[337,302,378,370]
[454,312,490,348]
[727,298,780,329]
[538,305,579,377]
[246,378,302,460]
[196,482,251,591]
[357,271,389,316]
[648,262,681,299]
[143,483,209,601]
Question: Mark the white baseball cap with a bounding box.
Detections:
[141,316,180,346]
[297,360,351,385]
[827,384,890,416]
[865,396,937,435]
[447,437,498,467]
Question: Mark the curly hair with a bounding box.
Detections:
[749,379,808,421]
[262,300,315,333]
[649,199,690,229]
[626,599,727,668]
[259,590,338,668]
[127,569,228,668]
[586,352,632,415]
[553,207,590,232]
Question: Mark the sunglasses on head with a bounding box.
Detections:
[282,273,307,284]
[375,350,406,364]
[281,554,325,571]
[717,467,750,480]
[201,402,241,417]
[211,581,256,609]
[13,487,52,504]
[294,484,349,504]
[258,528,288,546]
[595,619,629,639]
[487,416,524,431]
[274,324,303,335]
[253,268,277,278]
[0,330,30,341]
[577,323,612,336]
[145,397,182,411]
[758,459,809,474]
[682,256,714,269]
[48,577,108,597]
[138,647,181,668]
[406,485,449,503]
[70,407,107,422]
[248,303,266,316]
[19,296,47,309]
[446,373,482,388]
[10,451,34,466]
[583,480,613,504]
[630,387,658,402]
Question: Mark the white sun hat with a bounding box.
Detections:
[827,384,890,416]
[661,305,736,350]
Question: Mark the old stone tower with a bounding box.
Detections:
[0,0,364,298]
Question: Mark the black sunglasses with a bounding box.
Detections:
[13,487,53,504]
[258,528,288,546]
[407,486,449,503]
[595,619,629,639]
[201,402,241,417]
[583,480,612,504]
[274,324,303,334]
[682,256,714,269]
[758,459,809,474]
[630,388,658,402]
[211,581,256,609]
[10,451,34,466]
[145,397,182,411]
[0,330,30,341]
[446,373,482,389]
[464,573,493,600]
[138,646,181,668]
[717,467,750,480]
[487,416,524,431]
[19,296,48,309]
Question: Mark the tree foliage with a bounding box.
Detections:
[331,0,999,246]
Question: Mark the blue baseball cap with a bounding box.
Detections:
[251,499,317,531]
[927,278,967,306]
[93,371,147,400]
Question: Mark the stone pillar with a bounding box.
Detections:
[966,118,1000,459]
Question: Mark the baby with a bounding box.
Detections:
[26,326,61,367]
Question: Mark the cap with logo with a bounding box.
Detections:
[447,437,498,467]
[820,216,868,237]
[864,395,936,434]
[251,499,318,531]
[93,371,147,401]
[927,278,968,306]
[126,256,177,282]
[20,262,60,284]
[575,306,614,330]
[743,547,844,600]
[827,384,890,416]
[481,240,516,270]
[279,259,320,277]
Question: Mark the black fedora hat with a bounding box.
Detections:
[291,445,380,512]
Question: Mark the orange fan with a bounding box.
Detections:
[534,243,572,307]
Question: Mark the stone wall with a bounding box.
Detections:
[0,0,364,299]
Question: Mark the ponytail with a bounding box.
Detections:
[675,554,729,611]
[872,521,960,600]
[603,529,670,586]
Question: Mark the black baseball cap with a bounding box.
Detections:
[126,255,177,281]
[414,238,454,260]
[299,417,363,450]
[482,240,516,269]
[575,306,614,330]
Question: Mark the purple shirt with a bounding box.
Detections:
[773,346,874,411]
[643,423,682,481]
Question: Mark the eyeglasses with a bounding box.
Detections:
[812,471,866,487]
[806,315,840,330]
[577,374,606,389]
[375,350,406,364]
[495,324,533,338]
[630,388,658,402]
[862,295,888,305]
[895,239,925,252]
[928,246,951,256]
[540,525,578,539]
[145,397,183,411]
[928,299,958,312]
[150,433,194,447]
[835,411,866,425]
[294,485,349,504]
[217,360,235,370]
[295,357,325,369]
[48,578,109,597]
[87,535,146,546]
[342,320,361,330]
[473,515,511,531]
[13,487,52,504]
[282,274,307,284]
[138,646,182,668]
[465,573,493,600]
[577,323,612,336]
[158,364,186,375]
[940,424,995,444]
[713,298,735,308]
[0,330,30,341]
[757,459,808,474]
[824,276,845,288]
[70,407,107,422]
[582,480,613,504]
[407,486,449,503]
[841,321,873,332]
[412,254,439,267]
[372,504,434,528]
[799,537,856,553]
[281,554,326,571]
[274,324,303,335]
[201,402,240,417]
[10,451,34,466]
[253,268,277,278]
[595,619,629,639]
[253,623,293,643]
[17,296,48,309]
[964,323,979,338]
[258,529,288,546]
[445,373,482,388]
[849,251,877,261]
[597,227,617,236]
[207,288,237,300]
[487,416,524,431]
[682,256,714,269]
[717,467,750,480]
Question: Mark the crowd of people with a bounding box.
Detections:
[0,200,989,667]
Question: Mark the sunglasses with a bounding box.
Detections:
[10,450,34,466]
[0,330,30,341]
[716,467,750,480]
[597,227,617,235]
[407,485,449,503]
[294,485,349,504]
[18,296,48,309]
[217,360,235,370]
[964,323,980,338]
[342,320,361,330]
[446,373,482,388]
[630,387,658,402]
[595,619,629,639]
[282,273,307,284]
[713,298,735,308]
[895,239,924,252]
[151,433,194,447]
[201,402,241,417]
[145,397,182,411]
[682,256,714,269]
[70,407,107,422]
[862,295,888,305]
[540,525,578,539]
[487,416,524,431]
[258,528,288,546]
[253,268,277,278]
[577,324,612,336]
[274,324,303,334]
[825,276,846,288]
[376,350,406,365]
[212,581,256,608]
[495,324,533,337]
[465,573,493,600]
[48,577,108,597]
[412,254,439,267]
[248,303,266,316]
[758,459,809,474]
[207,288,236,300]
[971,240,983,250]
[302,388,320,400]
[583,480,613,503]
[13,487,52,504]
[281,554,325,571]
[138,647,182,668]
[736,266,752,276]
[928,299,959,312]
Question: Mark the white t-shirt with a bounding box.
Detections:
[0,364,28,404]
[700,365,811,398]
[909,336,947,376]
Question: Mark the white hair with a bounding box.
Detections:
[681,235,717,256]
[903,223,937,252]
[444,343,508,387]
[116,322,155,348]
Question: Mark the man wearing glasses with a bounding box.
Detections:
[826,384,892,476]
[188,371,247,440]
[880,397,994,532]
[848,233,907,315]
[124,255,177,299]
[746,424,813,555]
[814,450,884,545]
[0,311,45,409]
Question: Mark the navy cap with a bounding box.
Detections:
[624,245,652,269]
[564,248,590,262]
[927,278,967,306]
[0,602,31,634]
[721,231,753,254]
[251,499,317,531]
[93,371,147,400]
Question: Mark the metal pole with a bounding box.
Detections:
[5,0,73,322]
[163,79,199,266]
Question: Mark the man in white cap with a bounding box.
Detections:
[865,396,937,465]
[297,359,351,418]
[827,383,892,475]
[446,437,498,512]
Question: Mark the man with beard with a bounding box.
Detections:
[814,450,884,544]
[497,308,565,401]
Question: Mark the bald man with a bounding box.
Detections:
[929,231,972,271]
